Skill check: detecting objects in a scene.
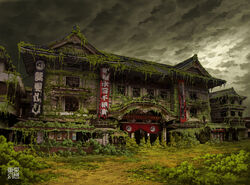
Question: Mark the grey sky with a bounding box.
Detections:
[0,0,249,115]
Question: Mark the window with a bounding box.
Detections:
[66,77,80,88]
[230,99,235,104]
[220,97,227,105]
[147,89,154,99]
[132,87,140,97]
[239,100,242,105]
[220,111,227,117]
[231,111,235,117]
[190,107,197,117]
[238,112,243,117]
[65,96,79,111]
[0,82,7,95]
[160,90,168,99]
[117,85,125,95]
[190,92,198,100]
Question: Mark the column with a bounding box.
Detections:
[131,132,135,138]
[162,127,167,142]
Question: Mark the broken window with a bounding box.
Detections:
[0,82,7,95]
[220,111,227,117]
[132,87,140,97]
[160,90,168,99]
[190,107,197,117]
[238,112,243,117]
[66,77,80,88]
[220,97,227,105]
[190,92,198,100]
[147,89,154,99]
[65,96,79,111]
[117,85,125,95]
[231,111,235,117]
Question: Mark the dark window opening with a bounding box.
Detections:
[65,96,79,111]
[238,112,242,117]
[231,99,235,104]
[220,97,227,105]
[239,100,242,105]
[220,111,227,117]
[117,85,125,95]
[190,107,197,117]
[0,82,7,95]
[190,92,198,100]
[65,63,81,70]
[231,111,235,117]
[160,90,168,99]
[132,87,140,97]
[66,77,80,88]
[147,89,154,99]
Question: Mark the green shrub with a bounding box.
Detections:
[0,135,48,185]
[129,150,249,185]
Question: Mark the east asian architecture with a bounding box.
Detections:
[0,27,248,146]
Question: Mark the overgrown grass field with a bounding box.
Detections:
[34,139,250,185]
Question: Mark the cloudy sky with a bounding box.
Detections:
[0,0,249,115]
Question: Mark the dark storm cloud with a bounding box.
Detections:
[0,0,250,115]
[181,0,222,21]
[216,60,238,68]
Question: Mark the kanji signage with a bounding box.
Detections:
[178,80,187,123]
[99,67,110,118]
[31,60,45,116]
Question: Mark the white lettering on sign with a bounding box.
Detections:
[34,82,43,91]
[33,92,41,103]
[32,103,41,115]
[35,71,44,81]
[102,87,109,94]
[31,60,45,116]
[101,101,108,108]
[99,67,110,118]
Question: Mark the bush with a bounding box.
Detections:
[0,135,48,185]
[129,150,249,185]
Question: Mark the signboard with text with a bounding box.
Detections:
[31,60,45,116]
[99,68,110,118]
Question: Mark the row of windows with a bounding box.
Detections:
[117,85,169,99]
[220,111,243,117]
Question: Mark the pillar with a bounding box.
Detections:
[131,132,135,138]
[162,127,167,142]
[102,133,109,146]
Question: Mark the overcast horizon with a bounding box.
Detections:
[0,0,249,116]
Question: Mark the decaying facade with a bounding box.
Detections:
[0,46,24,136]
[0,27,248,146]
[209,88,247,141]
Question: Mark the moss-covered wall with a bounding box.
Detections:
[41,68,99,121]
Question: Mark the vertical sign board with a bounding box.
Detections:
[99,68,110,118]
[31,60,45,116]
[178,80,186,123]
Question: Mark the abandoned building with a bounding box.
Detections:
[0,26,248,146]
[0,46,24,134]
[209,88,247,141]
[244,117,250,138]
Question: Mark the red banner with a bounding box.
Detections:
[99,68,110,118]
[122,123,160,134]
[178,80,186,123]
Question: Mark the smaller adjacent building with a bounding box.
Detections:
[244,117,250,138]
[209,88,247,141]
[0,45,25,137]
